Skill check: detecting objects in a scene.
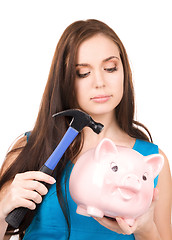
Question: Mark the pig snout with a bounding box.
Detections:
[118,174,141,200]
[123,174,141,191]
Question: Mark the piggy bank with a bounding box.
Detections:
[69,138,164,226]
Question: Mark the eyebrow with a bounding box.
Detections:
[76,63,89,67]
[103,56,120,62]
[76,56,120,67]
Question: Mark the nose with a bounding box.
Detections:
[123,174,141,192]
[93,70,105,89]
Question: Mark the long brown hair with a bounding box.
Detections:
[0,19,152,239]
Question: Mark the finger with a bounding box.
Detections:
[14,171,56,184]
[22,189,43,204]
[14,197,37,210]
[116,217,137,235]
[21,180,49,196]
[93,217,123,234]
[8,190,37,211]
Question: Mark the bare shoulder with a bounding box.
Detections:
[0,135,27,177]
[158,148,172,183]
[156,148,172,204]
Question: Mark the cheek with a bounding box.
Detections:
[118,71,124,96]
[111,72,124,101]
[110,66,124,86]
[74,81,87,106]
[116,78,124,95]
[117,70,124,91]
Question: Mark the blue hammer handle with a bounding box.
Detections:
[45,127,78,170]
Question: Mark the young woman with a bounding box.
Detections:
[0,19,171,240]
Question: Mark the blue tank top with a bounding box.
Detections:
[23,138,159,240]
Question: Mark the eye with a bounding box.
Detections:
[104,66,117,73]
[76,70,90,78]
[111,162,118,172]
[142,173,148,181]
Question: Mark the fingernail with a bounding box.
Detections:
[50,178,56,184]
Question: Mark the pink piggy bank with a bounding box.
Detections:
[69,138,164,226]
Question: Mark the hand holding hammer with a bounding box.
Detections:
[5,109,104,228]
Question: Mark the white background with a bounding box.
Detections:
[0,0,171,174]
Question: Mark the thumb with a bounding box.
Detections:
[116,217,137,235]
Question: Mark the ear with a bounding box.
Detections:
[94,138,118,162]
[144,154,164,178]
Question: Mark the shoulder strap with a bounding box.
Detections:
[133,139,159,155]
[24,131,31,142]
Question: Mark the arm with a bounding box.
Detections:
[154,149,172,239]
[0,218,9,240]
[0,136,56,240]
[0,135,27,178]
[0,136,26,240]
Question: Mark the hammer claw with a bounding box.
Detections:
[53,109,104,133]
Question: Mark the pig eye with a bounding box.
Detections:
[142,173,148,181]
[111,162,118,172]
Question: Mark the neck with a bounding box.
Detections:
[83,111,130,147]
[90,111,120,136]
[74,111,135,162]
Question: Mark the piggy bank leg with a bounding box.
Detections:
[87,206,104,218]
[76,205,91,217]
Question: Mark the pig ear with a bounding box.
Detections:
[144,154,164,178]
[94,138,118,162]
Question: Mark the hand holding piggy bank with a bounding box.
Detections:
[69,138,164,226]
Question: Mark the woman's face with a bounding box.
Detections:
[75,34,124,117]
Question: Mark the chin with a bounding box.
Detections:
[86,107,115,117]
[77,101,118,116]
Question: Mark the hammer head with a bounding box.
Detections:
[52,109,104,134]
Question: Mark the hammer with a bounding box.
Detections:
[5,109,104,228]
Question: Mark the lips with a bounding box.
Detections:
[90,95,112,103]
